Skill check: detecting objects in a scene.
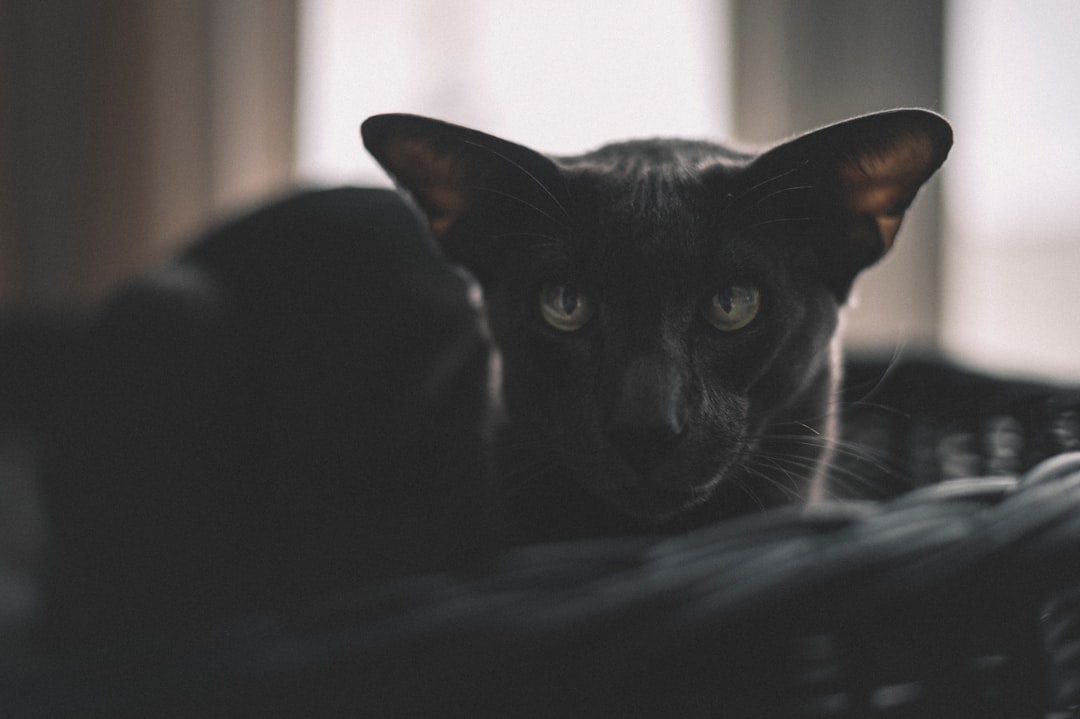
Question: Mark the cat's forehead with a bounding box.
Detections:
[498,137,795,293]
[553,138,751,215]
[554,138,749,178]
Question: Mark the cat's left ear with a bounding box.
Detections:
[362,114,567,271]
[750,109,952,299]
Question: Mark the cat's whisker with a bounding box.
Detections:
[725,162,809,206]
[723,472,770,512]
[750,456,807,498]
[459,138,573,222]
[814,459,905,499]
[837,350,909,406]
[771,396,914,426]
[837,400,912,420]
[739,184,818,213]
[735,458,807,503]
[735,215,825,233]
[786,437,897,467]
[486,233,572,262]
[469,185,571,229]
[770,440,913,496]
[754,432,909,481]
[404,178,568,230]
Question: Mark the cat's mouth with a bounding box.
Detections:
[592,448,739,523]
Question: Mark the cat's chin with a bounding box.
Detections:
[599,472,722,524]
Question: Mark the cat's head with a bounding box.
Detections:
[363,110,951,525]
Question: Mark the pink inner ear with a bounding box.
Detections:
[385,138,470,239]
[839,132,938,250]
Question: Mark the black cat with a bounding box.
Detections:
[362,109,952,542]
[35,109,950,642]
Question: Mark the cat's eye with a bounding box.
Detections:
[703,284,760,331]
[539,283,594,332]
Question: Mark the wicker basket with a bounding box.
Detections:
[4,450,1080,718]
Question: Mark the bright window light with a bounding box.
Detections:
[295,0,731,186]
[942,0,1080,381]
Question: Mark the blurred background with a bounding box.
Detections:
[2,0,1079,381]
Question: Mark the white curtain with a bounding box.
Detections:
[294,0,732,187]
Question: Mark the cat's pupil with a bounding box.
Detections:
[539,283,593,331]
[716,290,734,314]
[703,284,760,331]
[559,286,579,316]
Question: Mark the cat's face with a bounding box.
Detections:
[364,111,951,527]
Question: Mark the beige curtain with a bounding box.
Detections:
[1,0,298,308]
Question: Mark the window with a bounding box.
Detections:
[295,0,731,186]
[294,0,1080,382]
[943,0,1080,381]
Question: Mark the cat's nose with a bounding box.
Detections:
[604,357,688,475]
[606,412,687,477]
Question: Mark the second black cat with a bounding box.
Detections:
[362,109,952,541]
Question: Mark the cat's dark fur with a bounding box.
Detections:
[362,110,951,542]
[33,109,949,642]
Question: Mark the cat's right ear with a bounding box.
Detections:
[740,109,952,301]
[362,114,567,248]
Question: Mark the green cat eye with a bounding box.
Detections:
[703,284,760,331]
[539,283,594,332]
